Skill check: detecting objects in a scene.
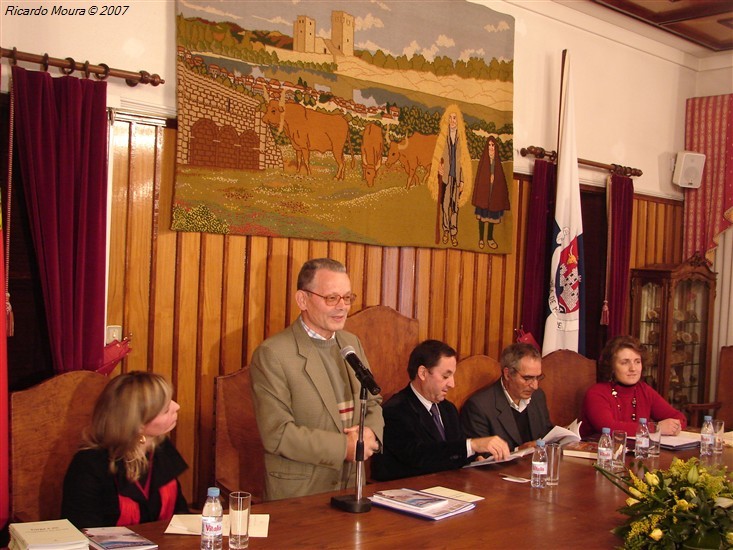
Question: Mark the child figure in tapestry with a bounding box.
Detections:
[472,136,510,250]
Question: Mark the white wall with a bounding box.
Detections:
[2,0,731,199]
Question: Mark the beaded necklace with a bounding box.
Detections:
[611,383,637,422]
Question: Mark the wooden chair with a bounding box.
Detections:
[10,370,110,522]
[541,350,597,428]
[451,354,502,411]
[214,367,266,504]
[344,305,419,402]
[685,345,733,427]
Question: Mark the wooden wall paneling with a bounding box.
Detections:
[487,255,505,359]
[414,249,432,340]
[124,123,158,373]
[244,236,268,363]
[457,252,475,356]
[107,121,130,348]
[221,235,247,375]
[428,250,447,339]
[364,245,383,306]
[398,247,416,316]
[153,127,178,384]
[381,247,399,309]
[633,198,647,269]
[266,238,290,337]
[197,233,225,497]
[286,239,309,326]
[471,253,490,355]
[443,249,462,350]
[173,231,202,502]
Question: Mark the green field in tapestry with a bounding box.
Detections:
[173,153,514,253]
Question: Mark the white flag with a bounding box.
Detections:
[542,51,585,356]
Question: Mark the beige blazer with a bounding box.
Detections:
[250,318,384,501]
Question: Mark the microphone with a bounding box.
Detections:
[340,346,381,395]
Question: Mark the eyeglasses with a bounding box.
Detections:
[304,289,357,306]
[511,369,545,383]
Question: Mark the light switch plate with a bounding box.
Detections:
[106,325,122,344]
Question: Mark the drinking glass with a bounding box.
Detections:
[229,491,251,549]
[713,419,725,455]
[612,430,627,472]
[546,442,561,486]
[647,421,661,457]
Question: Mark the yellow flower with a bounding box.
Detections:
[645,472,660,486]
[629,487,644,499]
[715,497,733,508]
[626,497,640,506]
[726,532,733,545]
[649,528,663,541]
[687,464,699,484]
[675,499,690,511]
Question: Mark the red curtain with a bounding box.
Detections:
[604,174,634,338]
[683,94,733,260]
[11,66,108,373]
[520,159,556,347]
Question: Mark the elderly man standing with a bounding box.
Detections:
[461,343,554,451]
[371,340,509,482]
[250,258,383,501]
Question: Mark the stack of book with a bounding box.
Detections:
[9,519,88,550]
[370,488,475,520]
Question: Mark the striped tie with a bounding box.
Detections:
[430,403,446,440]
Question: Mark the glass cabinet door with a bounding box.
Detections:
[668,279,708,408]
[638,281,662,391]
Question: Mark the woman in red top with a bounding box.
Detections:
[62,371,189,528]
[580,335,687,439]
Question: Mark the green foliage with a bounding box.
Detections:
[596,458,733,549]
[171,204,230,234]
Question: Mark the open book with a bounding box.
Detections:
[462,446,534,467]
[543,419,582,445]
[370,488,475,520]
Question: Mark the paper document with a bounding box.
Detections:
[165,514,269,538]
[421,486,484,502]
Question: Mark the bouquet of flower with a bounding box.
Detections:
[595,458,733,549]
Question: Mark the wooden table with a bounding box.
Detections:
[135,447,731,549]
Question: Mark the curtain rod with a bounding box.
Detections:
[0,47,164,87]
[519,145,643,177]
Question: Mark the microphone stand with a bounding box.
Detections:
[331,384,372,513]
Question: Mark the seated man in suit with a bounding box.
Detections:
[371,340,510,481]
[460,343,554,451]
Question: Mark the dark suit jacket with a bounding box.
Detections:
[460,381,554,450]
[371,384,470,482]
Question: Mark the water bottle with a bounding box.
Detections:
[597,427,613,470]
[634,418,650,459]
[531,439,548,488]
[201,486,223,550]
[700,415,714,457]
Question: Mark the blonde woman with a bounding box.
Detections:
[429,105,472,247]
[62,371,188,528]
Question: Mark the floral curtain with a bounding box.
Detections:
[682,94,733,260]
[11,65,108,373]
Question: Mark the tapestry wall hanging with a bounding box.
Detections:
[174,0,514,253]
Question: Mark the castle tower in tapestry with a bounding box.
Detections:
[293,15,316,53]
[331,11,354,56]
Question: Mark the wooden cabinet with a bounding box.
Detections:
[630,254,716,410]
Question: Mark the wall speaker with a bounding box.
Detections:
[672,151,705,189]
